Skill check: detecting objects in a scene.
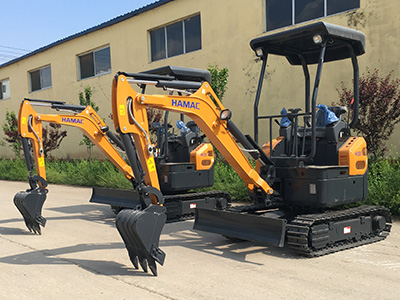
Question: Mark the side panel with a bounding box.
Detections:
[338,137,368,175]
[277,166,368,208]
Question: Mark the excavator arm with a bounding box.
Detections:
[14,98,136,235]
[109,70,279,276]
[18,99,134,182]
[16,97,167,276]
[112,73,273,197]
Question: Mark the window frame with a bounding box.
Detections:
[29,65,52,93]
[78,45,111,80]
[265,0,360,32]
[149,14,202,62]
[0,78,10,100]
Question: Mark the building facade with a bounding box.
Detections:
[0,0,399,158]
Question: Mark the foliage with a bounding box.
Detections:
[337,68,400,157]
[366,156,400,214]
[210,159,250,201]
[2,110,22,158]
[208,65,229,101]
[0,158,28,180]
[78,86,98,155]
[0,157,132,190]
[1,155,400,214]
[2,110,68,159]
[146,107,164,143]
[42,123,68,158]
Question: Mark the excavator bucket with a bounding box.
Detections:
[116,204,167,276]
[13,188,47,234]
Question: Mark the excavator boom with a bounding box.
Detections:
[112,73,274,197]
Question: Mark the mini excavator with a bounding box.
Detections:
[13,22,391,276]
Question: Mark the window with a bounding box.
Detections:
[78,46,111,80]
[150,14,201,61]
[29,66,52,92]
[0,78,10,100]
[266,0,360,31]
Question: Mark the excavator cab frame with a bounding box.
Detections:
[251,21,364,161]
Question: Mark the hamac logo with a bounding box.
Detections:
[62,117,83,124]
[171,99,200,110]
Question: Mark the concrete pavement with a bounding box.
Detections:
[1,180,399,300]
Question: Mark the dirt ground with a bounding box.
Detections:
[1,180,399,300]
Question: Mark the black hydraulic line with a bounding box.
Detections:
[24,98,66,105]
[227,120,255,151]
[156,80,201,90]
[21,137,34,175]
[227,119,274,166]
[253,55,268,144]
[119,130,144,184]
[163,111,169,158]
[52,103,86,112]
[106,131,126,151]
[118,71,175,81]
[348,45,360,128]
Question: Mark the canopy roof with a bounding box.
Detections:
[250,22,366,65]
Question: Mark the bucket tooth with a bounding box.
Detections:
[116,205,167,276]
[132,256,139,269]
[149,262,158,276]
[13,189,47,234]
[140,258,148,273]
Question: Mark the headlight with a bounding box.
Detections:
[313,34,323,44]
[255,48,264,57]
[220,109,232,121]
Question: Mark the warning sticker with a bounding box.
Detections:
[147,157,156,172]
[344,226,351,234]
[119,105,126,116]
[22,117,27,125]
[38,156,45,167]
[190,203,197,209]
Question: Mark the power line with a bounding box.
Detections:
[0,45,31,52]
[0,49,28,56]
[0,53,19,59]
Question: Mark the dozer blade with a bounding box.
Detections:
[116,205,167,276]
[90,187,141,209]
[13,188,47,234]
[194,208,287,247]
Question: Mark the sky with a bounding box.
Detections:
[0,0,157,64]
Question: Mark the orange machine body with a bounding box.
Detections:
[338,137,368,176]
[190,143,214,171]
[112,74,274,196]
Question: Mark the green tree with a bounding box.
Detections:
[208,65,229,101]
[2,110,67,159]
[79,86,98,156]
[42,123,68,159]
[2,110,22,157]
[337,68,400,157]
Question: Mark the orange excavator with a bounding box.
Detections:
[13,22,391,276]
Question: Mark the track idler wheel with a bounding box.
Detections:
[13,188,47,234]
[116,205,167,276]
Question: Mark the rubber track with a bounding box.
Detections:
[164,190,231,223]
[286,205,392,257]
